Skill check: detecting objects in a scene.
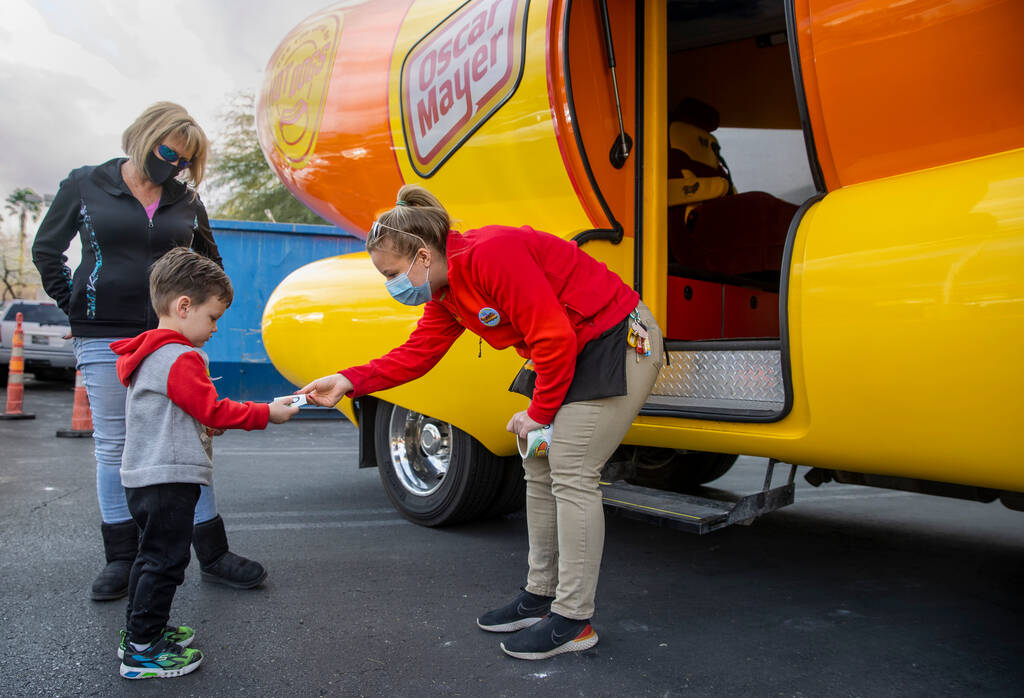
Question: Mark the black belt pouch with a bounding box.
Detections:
[508,315,628,405]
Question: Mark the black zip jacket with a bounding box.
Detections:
[32,158,222,338]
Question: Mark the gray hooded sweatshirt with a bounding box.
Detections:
[112,329,270,488]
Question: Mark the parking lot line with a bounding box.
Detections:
[226,508,399,518]
[227,519,408,532]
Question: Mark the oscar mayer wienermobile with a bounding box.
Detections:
[256,0,1024,528]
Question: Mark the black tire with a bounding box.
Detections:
[0,365,7,387]
[375,401,506,527]
[485,456,526,517]
[627,449,738,491]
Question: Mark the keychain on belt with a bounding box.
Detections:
[627,309,651,361]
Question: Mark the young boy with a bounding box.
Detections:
[110,247,299,679]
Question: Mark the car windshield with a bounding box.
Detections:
[3,303,69,326]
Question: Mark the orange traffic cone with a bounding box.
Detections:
[1,311,36,420]
[56,370,93,438]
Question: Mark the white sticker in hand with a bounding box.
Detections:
[274,394,308,407]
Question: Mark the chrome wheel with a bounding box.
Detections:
[388,406,452,496]
[374,401,514,526]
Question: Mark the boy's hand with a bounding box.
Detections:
[204,426,226,437]
[297,373,353,407]
[268,401,300,424]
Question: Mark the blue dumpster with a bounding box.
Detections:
[203,219,364,406]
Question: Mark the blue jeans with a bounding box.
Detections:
[73,337,217,525]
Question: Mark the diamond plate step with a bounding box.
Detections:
[653,347,784,402]
[644,344,785,417]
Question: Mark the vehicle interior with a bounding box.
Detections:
[663,0,815,344]
[626,0,817,427]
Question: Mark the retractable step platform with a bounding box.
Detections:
[600,460,797,534]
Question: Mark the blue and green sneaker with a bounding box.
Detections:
[119,636,202,679]
[118,626,195,659]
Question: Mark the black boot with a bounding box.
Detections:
[92,520,138,601]
[192,515,267,589]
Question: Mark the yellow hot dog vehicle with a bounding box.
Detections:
[256,0,1024,529]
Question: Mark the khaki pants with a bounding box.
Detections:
[522,302,664,619]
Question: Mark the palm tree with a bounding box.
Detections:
[5,188,44,279]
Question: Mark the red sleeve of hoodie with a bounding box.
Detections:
[473,237,576,425]
[165,351,270,430]
[340,299,465,399]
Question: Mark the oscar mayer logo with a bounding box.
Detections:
[401,0,529,177]
[260,12,342,169]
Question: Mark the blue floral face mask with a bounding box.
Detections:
[385,258,431,305]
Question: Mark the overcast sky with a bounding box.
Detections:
[1,0,818,254]
[0,0,336,209]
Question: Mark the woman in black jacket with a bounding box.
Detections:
[33,102,266,600]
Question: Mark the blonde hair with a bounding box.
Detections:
[122,102,208,189]
[367,185,451,258]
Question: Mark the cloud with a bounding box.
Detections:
[0,0,333,199]
[0,61,120,194]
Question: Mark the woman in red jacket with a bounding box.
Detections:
[300,185,663,660]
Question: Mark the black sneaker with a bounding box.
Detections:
[500,612,599,660]
[477,589,553,632]
[119,636,203,679]
[118,626,195,659]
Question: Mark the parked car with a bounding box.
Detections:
[0,300,75,384]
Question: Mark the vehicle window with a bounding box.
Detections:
[714,127,817,205]
[4,303,69,325]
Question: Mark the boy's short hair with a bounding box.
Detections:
[149,247,233,315]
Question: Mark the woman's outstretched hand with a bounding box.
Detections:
[506,410,545,439]
[297,373,353,407]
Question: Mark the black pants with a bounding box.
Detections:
[125,483,200,644]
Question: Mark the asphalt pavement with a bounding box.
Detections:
[2,379,1023,697]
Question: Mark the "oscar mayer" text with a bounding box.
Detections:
[404,0,521,166]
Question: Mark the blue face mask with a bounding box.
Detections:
[386,258,432,305]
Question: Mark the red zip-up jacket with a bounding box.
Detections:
[340,226,639,424]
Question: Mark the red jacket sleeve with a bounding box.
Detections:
[474,240,576,425]
[166,351,270,430]
[340,300,465,399]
